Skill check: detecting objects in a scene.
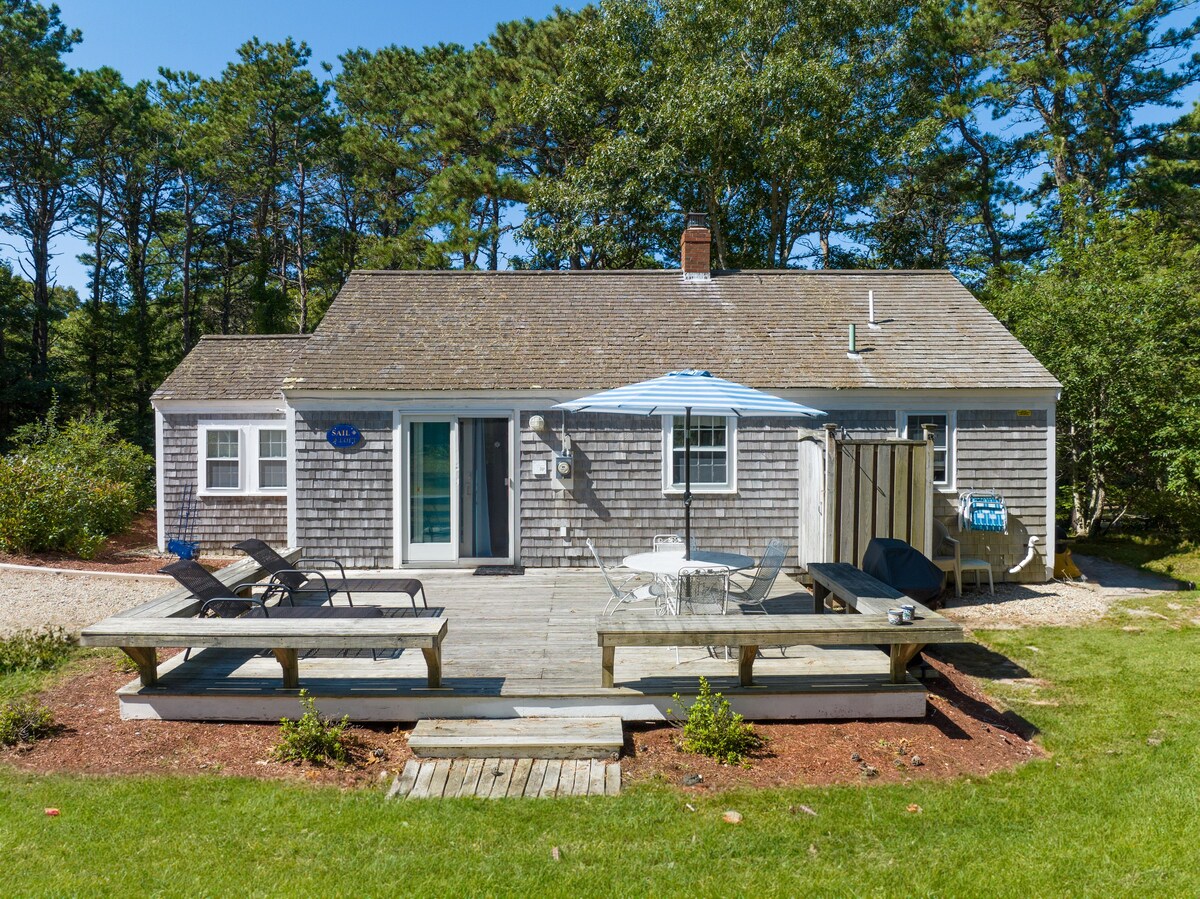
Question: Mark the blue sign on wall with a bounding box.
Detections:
[326,423,362,449]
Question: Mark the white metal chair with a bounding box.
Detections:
[587,539,663,615]
[676,567,730,661]
[677,568,729,616]
[652,534,685,551]
[728,539,788,612]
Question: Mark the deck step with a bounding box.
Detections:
[408,717,624,760]
[388,758,621,799]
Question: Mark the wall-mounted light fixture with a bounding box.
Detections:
[529,414,546,433]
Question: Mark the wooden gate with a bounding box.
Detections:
[796,423,936,570]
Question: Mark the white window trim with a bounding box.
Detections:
[197,422,289,497]
[661,414,738,495]
[897,410,956,491]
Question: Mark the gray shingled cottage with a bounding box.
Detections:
[151,221,1060,582]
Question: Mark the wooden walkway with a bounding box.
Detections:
[388,758,621,799]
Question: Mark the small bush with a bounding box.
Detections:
[0,699,56,746]
[0,403,153,558]
[669,677,763,765]
[0,628,74,674]
[273,690,353,764]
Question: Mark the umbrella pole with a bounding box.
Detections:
[684,406,692,561]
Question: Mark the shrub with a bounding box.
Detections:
[0,403,153,558]
[273,690,353,764]
[0,628,74,674]
[669,677,763,765]
[0,699,56,746]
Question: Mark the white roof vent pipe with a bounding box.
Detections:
[868,289,881,330]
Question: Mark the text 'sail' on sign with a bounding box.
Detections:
[326,423,362,449]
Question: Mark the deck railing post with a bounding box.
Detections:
[823,424,839,565]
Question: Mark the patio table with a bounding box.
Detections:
[622,549,755,615]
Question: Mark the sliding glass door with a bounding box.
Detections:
[402,416,512,564]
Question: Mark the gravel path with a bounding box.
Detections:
[0,569,167,637]
[941,554,1180,628]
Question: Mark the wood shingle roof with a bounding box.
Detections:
[152,334,310,401]
[279,269,1058,393]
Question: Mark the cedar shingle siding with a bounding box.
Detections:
[519,413,804,567]
[161,413,287,549]
[294,410,393,567]
[947,409,1049,578]
[519,409,1026,571]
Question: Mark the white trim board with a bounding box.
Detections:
[153,399,288,414]
[154,409,166,552]
[281,387,1060,409]
[1045,404,1057,579]
[286,404,298,547]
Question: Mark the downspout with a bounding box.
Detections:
[1008,536,1039,574]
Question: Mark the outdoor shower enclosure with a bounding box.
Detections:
[796,423,937,571]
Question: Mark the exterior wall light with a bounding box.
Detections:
[529,414,546,433]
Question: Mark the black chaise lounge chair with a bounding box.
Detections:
[159,559,383,660]
[232,540,429,611]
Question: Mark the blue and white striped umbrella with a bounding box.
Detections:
[554,369,824,418]
[554,370,823,559]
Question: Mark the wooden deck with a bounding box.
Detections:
[113,570,929,722]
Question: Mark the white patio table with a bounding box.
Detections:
[622,549,755,615]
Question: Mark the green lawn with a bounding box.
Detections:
[2,597,1199,897]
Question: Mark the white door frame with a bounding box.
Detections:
[401,415,459,563]
[397,412,516,567]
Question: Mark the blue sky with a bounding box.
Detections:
[53,0,574,81]
[3,1,1197,294]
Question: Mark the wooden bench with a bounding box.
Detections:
[807,561,966,677]
[80,616,448,689]
[808,561,920,616]
[596,612,967,688]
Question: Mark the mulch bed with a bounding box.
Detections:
[2,654,412,789]
[0,510,232,576]
[3,651,1042,791]
[621,653,1044,790]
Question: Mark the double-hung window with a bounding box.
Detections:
[204,429,242,490]
[199,423,287,495]
[901,412,952,486]
[663,415,736,493]
[258,429,287,489]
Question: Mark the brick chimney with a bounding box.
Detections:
[680,211,711,281]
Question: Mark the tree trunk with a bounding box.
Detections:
[488,193,500,271]
[296,160,308,333]
[88,175,107,408]
[1085,481,1106,539]
[179,175,194,352]
[221,215,234,335]
[30,226,51,380]
[956,121,1004,268]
